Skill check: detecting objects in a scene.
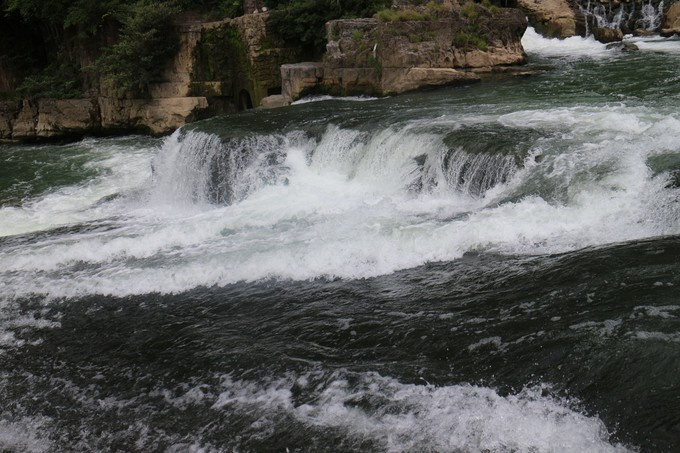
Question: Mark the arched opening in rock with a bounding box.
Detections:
[238,90,253,110]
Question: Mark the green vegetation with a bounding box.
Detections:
[454,31,488,51]
[94,2,179,97]
[351,29,365,41]
[377,8,427,22]
[265,0,391,59]
[0,0,245,98]
[461,1,480,20]
[18,61,83,98]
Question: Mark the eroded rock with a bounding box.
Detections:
[517,0,578,38]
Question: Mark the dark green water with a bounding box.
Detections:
[0,31,680,451]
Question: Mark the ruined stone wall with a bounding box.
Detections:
[0,11,300,142]
[280,4,528,102]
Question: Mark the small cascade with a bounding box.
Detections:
[436,148,518,197]
[639,0,665,30]
[151,130,311,206]
[577,0,665,35]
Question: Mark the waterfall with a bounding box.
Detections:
[639,0,665,31]
[151,130,312,206]
[576,0,665,35]
[151,125,523,208]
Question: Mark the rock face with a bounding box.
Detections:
[517,0,579,38]
[662,2,680,36]
[281,5,527,101]
[0,12,298,142]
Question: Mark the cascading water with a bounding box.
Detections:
[151,124,522,209]
[2,30,680,452]
[577,0,665,34]
[639,0,665,30]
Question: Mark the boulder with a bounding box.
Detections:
[605,41,639,52]
[664,2,680,30]
[593,27,623,43]
[517,0,578,38]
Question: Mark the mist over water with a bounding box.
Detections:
[1,28,680,451]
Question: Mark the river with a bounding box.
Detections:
[1,29,679,452]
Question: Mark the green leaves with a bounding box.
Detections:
[265,0,391,58]
[94,1,180,97]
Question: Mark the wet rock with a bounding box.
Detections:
[605,41,639,52]
[517,0,578,38]
[664,3,680,31]
[593,27,623,43]
[660,28,680,37]
[666,170,680,189]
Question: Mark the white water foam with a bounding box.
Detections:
[0,104,679,299]
[627,36,680,53]
[521,27,610,58]
[0,416,52,453]
[210,371,631,452]
[292,95,380,105]
[0,139,154,237]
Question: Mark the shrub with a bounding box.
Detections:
[461,1,479,21]
[94,1,180,97]
[266,0,391,58]
[377,8,398,22]
[18,61,83,98]
[454,31,488,51]
[377,8,427,22]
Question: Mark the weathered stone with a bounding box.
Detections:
[593,27,623,43]
[605,41,639,51]
[130,97,209,134]
[517,0,578,38]
[281,63,326,100]
[282,6,527,101]
[0,100,20,139]
[12,100,38,140]
[664,2,680,30]
[660,3,680,38]
[98,96,209,135]
[259,95,292,108]
[36,99,100,138]
[381,68,479,94]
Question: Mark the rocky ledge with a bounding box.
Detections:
[274,4,528,104]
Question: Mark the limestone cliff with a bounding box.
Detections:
[0,11,296,142]
[279,4,528,102]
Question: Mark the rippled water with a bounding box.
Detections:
[1,29,680,451]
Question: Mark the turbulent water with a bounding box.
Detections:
[1,29,680,452]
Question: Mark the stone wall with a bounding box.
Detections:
[0,11,299,142]
[280,5,528,102]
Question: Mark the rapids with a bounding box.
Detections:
[1,28,680,452]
